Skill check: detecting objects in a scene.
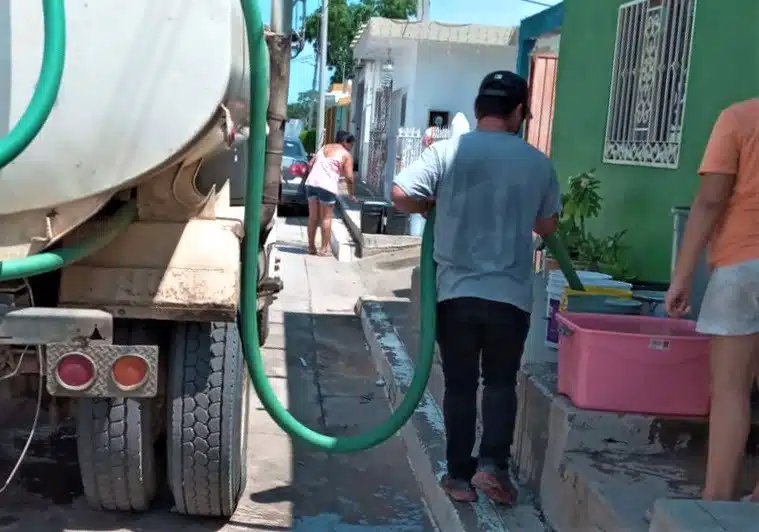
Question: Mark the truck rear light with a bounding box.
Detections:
[111,355,149,391]
[56,352,96,390]
[288,162,308,178]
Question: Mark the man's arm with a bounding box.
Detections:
[534,164,561,236]
[673,110,739,284]
[392,145,442,214]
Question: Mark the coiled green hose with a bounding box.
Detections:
[237,0,438,452]
[0,1,135,280]
[0,0,66,169]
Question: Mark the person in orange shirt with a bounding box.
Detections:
[667,98,759,501]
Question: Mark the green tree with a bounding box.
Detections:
[300,129,317,154]
[287,90,318,126]
[304,0,416,83]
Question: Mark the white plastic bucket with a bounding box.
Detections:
[544,271,630,349]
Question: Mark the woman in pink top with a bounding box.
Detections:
[305,131,355,256]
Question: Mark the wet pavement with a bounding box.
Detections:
[0,216,435,531]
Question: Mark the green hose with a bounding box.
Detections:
[240,0,436,452]
[543,233,584,291]
[0,201,137,281]
[0,1,136,284]
[0,0,66,169]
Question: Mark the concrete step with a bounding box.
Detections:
[328,216,358,262]
[514,362,759,531]
[649,499,759,531]
[357,296,552,532]
[336,194,421,259]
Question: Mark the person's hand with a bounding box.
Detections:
[420,198,435,218]
[349,194,357,203]
[665,277,691,318]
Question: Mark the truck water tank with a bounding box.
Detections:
[0,0,251,217]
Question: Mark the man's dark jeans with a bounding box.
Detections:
[436,297,530,481]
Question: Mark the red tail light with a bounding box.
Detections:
[56,352,96,390]
[289,162,308,177]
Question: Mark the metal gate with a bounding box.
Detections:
[394,127,451,175]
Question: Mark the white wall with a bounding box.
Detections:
[388,43,418,121]
[352,44,419,183]
[351,38,517,193]
[410,41,518,130]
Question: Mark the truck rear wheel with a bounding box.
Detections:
[76,321,160,512]
[166,322,249,517]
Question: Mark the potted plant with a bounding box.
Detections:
[576,231,632,280]
[545,169,600,271]
[545,169,632,280]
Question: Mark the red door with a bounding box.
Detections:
[525,53,558,155]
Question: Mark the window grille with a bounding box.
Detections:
[603,0,697,169]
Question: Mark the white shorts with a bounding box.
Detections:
[697,257,759,336]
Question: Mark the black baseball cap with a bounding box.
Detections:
[478,70,529,105]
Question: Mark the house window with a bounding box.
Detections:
[428,111,450,128]
[603,0,697,169]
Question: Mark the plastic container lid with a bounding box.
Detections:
[605,297,642,308]
[549,270,612,285]
[632,290,666,302]
[585,279,633,290]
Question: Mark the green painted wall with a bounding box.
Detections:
[551,0,759,282]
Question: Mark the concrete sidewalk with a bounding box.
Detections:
[356,261,759,532]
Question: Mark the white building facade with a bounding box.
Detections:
[349,18,519,199]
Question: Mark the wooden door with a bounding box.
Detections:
[525,53,558,155]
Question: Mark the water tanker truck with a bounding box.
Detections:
[0,0,282,517]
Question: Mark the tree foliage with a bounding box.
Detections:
[287,89,318,126]
[304,0,416,83]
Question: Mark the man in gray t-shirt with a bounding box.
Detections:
[392,71,560,505]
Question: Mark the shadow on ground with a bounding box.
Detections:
[281,208,308,220]
[277,244,309,255]
[248,311,432,531]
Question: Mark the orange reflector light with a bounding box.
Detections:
[111,355,148,390]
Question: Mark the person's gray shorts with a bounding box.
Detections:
[697,257,759,336]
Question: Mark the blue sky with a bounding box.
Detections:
[258,0,562,102]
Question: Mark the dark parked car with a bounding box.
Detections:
[279,136,310,212]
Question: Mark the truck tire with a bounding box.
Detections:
[166,322,249,517]
[76,321,159,512]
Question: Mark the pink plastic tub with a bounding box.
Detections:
[556,312,710,416]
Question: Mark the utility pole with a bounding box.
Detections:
[264,0,293,213]
[316,0,329,148]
